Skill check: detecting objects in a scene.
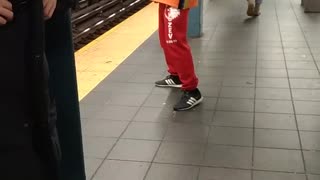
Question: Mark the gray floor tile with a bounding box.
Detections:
[154,142,206,165]
[203,144,252,169]
[255,113,297,130]
[108,139,160,162]
[193,97,217,111]
[128,73,164,83]
[258,48,284,54]
[208,127,253,146]
[297,115,320,131]
[83,120,129,138]
[253,171,306,180]
[197,85,220,97]
[257,53,285,61]
[164,124,210,143]
[311,48,320,54]
[282,41,308,48]
[257,69,288,78]
[85,158,103,180]
[290,79,320,89]
[197,60,226,68]
[294,101,320,115]
[257,61,286,69]
[256,78,290,88]
[94,82,154,94]
[217,98,254,112]
[308,174,320,180]
[199,167,251,180]
[300,131,320,150]
[196,67,224,77]
[254,148,304,172]
[122,122,167,140]
[288,70,320,78]
[145,164,199,180]
[227,61,256,68]
[198,76,223,86]
[255,129,300,149]
[256,88,291,100]
[304,151,320,174]
[285,53,313,61]
[223,68,256,77]
[207,52,256,61]
[255,100,294,114]
[81,92,112,105]
[287,61,317,70]
[134,67,166,74]
[222,77,255,87]
[80,104,139,121]
[212,111,254,128]
[292,89,320,101]
[93,160,150,180]
[151,86,174,95]
[220,87,254,98]
[284,48,310,54]
[104,71,135,82]
[170,110,214,125]
[133,107,173,123]
[83,137,117,158]
[259,41,282,47]
[143,94,178,108]
[107,93,148,106]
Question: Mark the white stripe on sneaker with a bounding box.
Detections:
[169,79,175,85]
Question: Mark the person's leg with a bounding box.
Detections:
[247,0,255,16]
[157,6,202,111]
[254,0,262,16]
[156,4,182,88]
[161,7,198,90]
[256,0,263,4]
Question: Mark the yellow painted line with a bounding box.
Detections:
[75,2,159,100]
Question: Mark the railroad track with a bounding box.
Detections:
[72,0,150,50]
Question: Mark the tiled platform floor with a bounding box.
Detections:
[80,0,320,179]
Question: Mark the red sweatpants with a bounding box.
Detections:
[158,4,198,91]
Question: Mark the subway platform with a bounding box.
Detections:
[76,0,320,179]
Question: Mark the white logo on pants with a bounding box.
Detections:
[164,7,180,42]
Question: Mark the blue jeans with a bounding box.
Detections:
[256,0,263,4]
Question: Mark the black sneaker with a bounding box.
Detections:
[155,75,182,88]
[174,88,203,111]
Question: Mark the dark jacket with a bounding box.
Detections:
[29,0,78,179]
[31,0,76,180]
[29,0,62,179]
[0,0,77,179]
[0,0,60,179]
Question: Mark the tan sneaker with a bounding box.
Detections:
[247,0,255,16]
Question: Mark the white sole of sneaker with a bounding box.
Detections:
[155,84,182,88]
[174,96,204,111]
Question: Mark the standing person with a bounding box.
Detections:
[153,0,203,111]
[247,0,262,16]
[0,0,59,179]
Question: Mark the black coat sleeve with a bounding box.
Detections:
[56,0,78,10]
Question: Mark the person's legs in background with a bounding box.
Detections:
[247,0,262,16]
